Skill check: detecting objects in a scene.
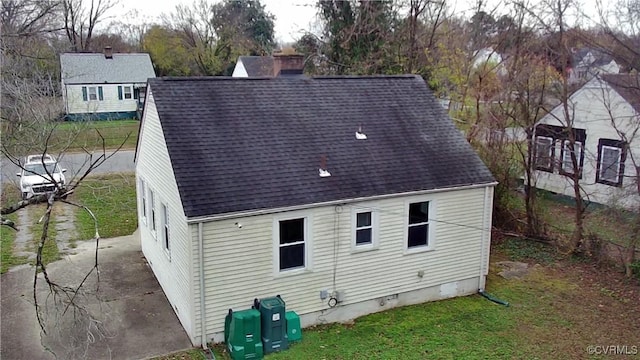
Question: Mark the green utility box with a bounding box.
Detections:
[285,311,302,342]
[225,309,264,360]
[257,296,288,354]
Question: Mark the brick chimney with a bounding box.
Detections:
[104,46,113,59]
[273,49,304,76]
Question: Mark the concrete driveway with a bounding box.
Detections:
[1,232,192,360]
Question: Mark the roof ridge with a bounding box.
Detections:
[152,74,422,82]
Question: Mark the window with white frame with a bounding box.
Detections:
[149,189,157,235]
[88,86,97,100]
[597,139,625,186]
[162,203,169,251]
[355,211,373,245]
[124,86,132,99]
[140,179,147,224]
[534,136,554,171]
[561,140,583,176]
[278,218,306,271]
[352,208,378,250]
[408,201,430,248]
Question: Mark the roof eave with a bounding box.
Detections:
[185,181,498,223]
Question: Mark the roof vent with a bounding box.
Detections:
[104,46,113,59]
[355,125,367,140]
[319,155,331,177]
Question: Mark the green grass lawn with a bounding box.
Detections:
[3,120,139,155]
[0,185,29,273]
[29,204,59,266]
[51,120,139,152]
[72,173,138,240]
[160,238,639,360]
[1,173,138,273]
[537,192,637,247]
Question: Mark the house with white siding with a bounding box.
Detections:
[60,47,156,120]
[533,74,640,209]
[568,48,620,85]
[231,55,275,77]
[135,66,496,346]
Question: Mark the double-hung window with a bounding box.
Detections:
[140,179,147,224]
[88,86,98,100]
[124,86,132,99]
[355,211,373,245]
[561,140,584,176]
[596,139,626,186]
[408,201,431,249]
[278,218,306,271]
[149,189,157,235]
[534,136,554,171]
[82,86,103,101]
[352,208,378,251]
[162,203,169,251]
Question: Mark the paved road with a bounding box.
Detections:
[1,150,135,185]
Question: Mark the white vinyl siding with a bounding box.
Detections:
[195,186,492,339]
[64,83,141,114]
[136,89,194,343]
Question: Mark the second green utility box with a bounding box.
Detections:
[258,296,288,354]
[225,309,263,360]
[285,311,302,342]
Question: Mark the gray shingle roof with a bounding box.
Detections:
[60,53,156,84]
[147,75,495,218]
[601,74,640,114]
[238,56,274,76]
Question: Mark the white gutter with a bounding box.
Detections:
[186,182,498,224]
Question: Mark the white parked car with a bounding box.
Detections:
[17,154,66,200]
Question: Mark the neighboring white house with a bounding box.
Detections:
[135,71,496,346]
[232,53,306,77]
[568,48,620,85]
[60,47,156,120]
[231,56,275,77]
[533,74,640,209]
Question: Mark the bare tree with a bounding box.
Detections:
[594,74,640,276]
[61,0,118,52]
[2,2,130,353]
[522,0,590,253]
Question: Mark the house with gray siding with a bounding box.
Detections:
[533,74,640,209]
[60,47,156,120]
[135,69,496,346]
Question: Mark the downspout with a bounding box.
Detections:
[479,186,490,291]
[198,222,211,355]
